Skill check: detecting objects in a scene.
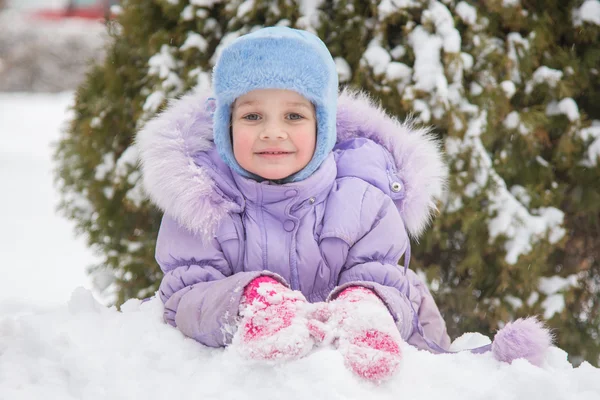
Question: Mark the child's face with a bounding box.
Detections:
[231,89,317,181]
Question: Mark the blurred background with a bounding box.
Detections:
[0,0,116,313]
[0,0,114,92]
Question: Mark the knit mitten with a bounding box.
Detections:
[330,286,404,383]
[234,276,315,361]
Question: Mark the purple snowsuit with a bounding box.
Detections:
[137,88,451,353]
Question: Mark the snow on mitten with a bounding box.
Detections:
[330,286,404,383]
[233,276,315,361]
[491,317,553,366]
[305,301,334,345]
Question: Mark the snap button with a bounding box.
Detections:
[308,197,316,204]
[285,189,298,198]
[391,182,402,193]
[283,220,296,232]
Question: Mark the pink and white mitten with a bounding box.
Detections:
[330,286,404,383]
[234,276,316,361]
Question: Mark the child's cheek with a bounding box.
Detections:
[232,128,254,165]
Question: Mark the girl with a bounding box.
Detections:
[137,27,551,383]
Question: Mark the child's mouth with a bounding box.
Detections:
[256,151,293,157]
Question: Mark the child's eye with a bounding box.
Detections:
[242,113,261,121]
[287,113,304,121]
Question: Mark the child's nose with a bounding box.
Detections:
[260,123,288,140]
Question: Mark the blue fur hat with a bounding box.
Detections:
[212,27,338,182]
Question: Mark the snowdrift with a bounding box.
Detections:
[1,288,599,400]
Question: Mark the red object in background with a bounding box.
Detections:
[29,0,119,21]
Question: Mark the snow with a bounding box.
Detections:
[296,0,323,31]
[390,45,406,59]
[237,0,255,18]
[537,275,579,319]
[504,295,524,310]
[526,66,563,94]
[181,32,209,52]
[408,26,446,93]
[147,45,184,94]
[413,99,432,123]
[406,0,463,110]
[378,0,420,19]
[460,52,474,70]
[510,185,531,207]
[541,294,565,320]
[500,80,516,99]
[334,57,352,83]
[0,92,97,312]
[578,122,600,166]
[386,62,412,82]
[528,292,540,307]
[458,112,566,264]
[503,0,521,7]
[1,289,599,399]
[536,156,550,167]
[507,33,530,83]
[573,0,600,26]
[181,4,195,20]
[503,111,520,130]
[448,332,491,351]
[455,1,477,25]
[470,81,483,96]
[190,0,225,6]
[424,2,461,53]
[94,152,115,181]
[539,275,579,296]
[363,44,392,76]
[143,91,166,114]
[546,98,580,122]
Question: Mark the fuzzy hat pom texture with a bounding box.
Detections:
[211,27,339,182]
[491,317,553,366]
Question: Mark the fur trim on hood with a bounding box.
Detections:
[136,87,447,240]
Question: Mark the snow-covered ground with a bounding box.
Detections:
[0,92,97,314]
[1,289,599,400]
[1,93,600,399]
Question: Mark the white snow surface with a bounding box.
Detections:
[1,288,599,400]
[0,92,97,313]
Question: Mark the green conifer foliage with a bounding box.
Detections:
[55,0,600,364]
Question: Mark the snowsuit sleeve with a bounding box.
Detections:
[328,185,451,353]
[156,214,282,347]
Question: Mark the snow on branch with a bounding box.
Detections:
[451,111,566,264]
